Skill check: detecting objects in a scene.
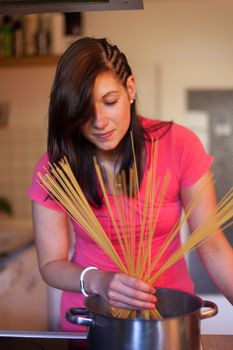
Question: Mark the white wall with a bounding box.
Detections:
[0,68,54,219]
[0,67,54,128]
[83,0,233,117]
[2,0,233,126]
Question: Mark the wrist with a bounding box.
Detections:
[80,266,98,297]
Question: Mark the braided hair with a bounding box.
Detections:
[98,38,131,84]
[48,37,145,206]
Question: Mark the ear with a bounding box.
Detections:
[126,75,136,102]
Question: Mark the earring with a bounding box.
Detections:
[130,97,135,104]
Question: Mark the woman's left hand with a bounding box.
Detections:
[84,269,157,310]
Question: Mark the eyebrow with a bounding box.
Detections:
[102,90,119,98]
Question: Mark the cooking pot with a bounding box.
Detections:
[66,287,218,350]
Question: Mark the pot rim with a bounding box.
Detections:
[84,287,208,322]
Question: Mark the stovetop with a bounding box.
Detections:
[0,331,88,350]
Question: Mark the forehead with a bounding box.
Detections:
[93,71,124,97]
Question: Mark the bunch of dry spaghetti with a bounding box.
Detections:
[37,138,233,320]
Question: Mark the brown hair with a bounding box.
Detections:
[48,37,146,206]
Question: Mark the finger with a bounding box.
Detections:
[110,285,157,304]
[108,288,156,307]
[118,274,155,294]
[109,292,156,310]
[110,275,156,300]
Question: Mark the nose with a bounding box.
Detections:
[93,107,108,130]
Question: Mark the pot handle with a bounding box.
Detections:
[200,300,218,320]
[65,307,95,326]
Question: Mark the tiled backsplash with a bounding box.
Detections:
[0,128,46,221]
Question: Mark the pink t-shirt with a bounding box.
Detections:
[28,117,213,331]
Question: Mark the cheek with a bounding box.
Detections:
[120,105,131,128]
[116,100,130,118]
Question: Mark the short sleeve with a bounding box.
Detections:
[173,124,214,188]
[27,153,63,212]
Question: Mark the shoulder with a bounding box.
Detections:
[36,152,49,168]
[139,115,166,128]
[27,152,64,212]
[170,123,214,187]
[139,116,202,146]
[32,152,50,178]
[139,116,173,139]
[171,122,198,138]
[170,122,205,151]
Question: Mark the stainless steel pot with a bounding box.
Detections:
[66,287,218,350]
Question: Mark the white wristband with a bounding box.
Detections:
[80,266,98,297]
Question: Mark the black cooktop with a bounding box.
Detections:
[0,331,88,350]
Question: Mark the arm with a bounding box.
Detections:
[180,171,233,304]
[32,201,156,309]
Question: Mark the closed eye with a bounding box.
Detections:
[104,100,118,106]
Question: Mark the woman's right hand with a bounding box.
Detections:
[84,269,157,310]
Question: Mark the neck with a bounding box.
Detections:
[96,148,122,173]
[96,151,123,193]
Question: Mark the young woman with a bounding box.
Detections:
[28,37,233,331]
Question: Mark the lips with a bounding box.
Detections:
[93,130,115,140]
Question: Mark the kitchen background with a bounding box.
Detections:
[0,0,233,334]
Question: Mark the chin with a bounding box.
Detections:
[97,141,119,152]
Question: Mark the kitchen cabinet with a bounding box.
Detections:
[0,243,48,330]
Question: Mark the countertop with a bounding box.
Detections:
[0,332,232,350]
[202,335,233,350]
[0,331,87,350]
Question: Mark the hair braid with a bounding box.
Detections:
[98,39,132,84]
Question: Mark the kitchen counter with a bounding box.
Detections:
[0,331,87,350]
[0,332,232,349]
[202,335,233,350]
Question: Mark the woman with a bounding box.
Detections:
[28,37,233,331]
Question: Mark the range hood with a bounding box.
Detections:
[0,0,143,14]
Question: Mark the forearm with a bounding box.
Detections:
[181,174,233,304]
[40,260,156,310]
[40,260,83,292]
[197,232,233,305]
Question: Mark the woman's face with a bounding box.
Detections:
[81,71,136,159]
